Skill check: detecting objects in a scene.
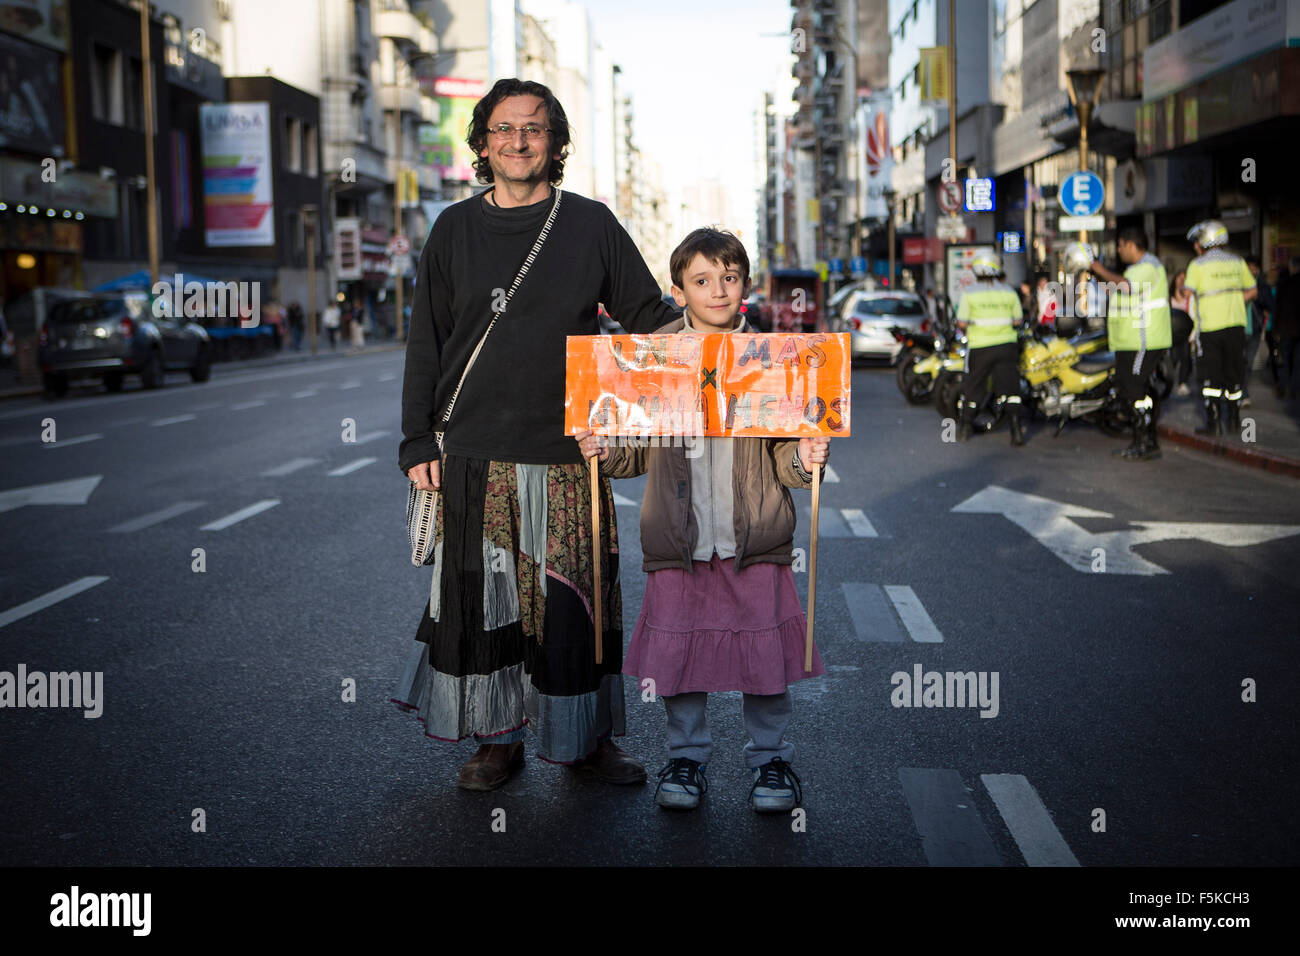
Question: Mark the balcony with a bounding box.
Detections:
[381,82,422,116]
[420,94,438,124]
[376,8,420,46]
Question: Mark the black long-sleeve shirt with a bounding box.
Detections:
[399,188,679,471]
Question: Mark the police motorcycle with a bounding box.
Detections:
[893,306,964,404]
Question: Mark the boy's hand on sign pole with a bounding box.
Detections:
[575,428,608,461]
[799,436,830,472]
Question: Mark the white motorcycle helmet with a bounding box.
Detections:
[1186,219,1229,249]
[970,251,1001,278]
[1060,241,1094,273]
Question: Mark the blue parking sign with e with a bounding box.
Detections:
[850,256,867,276]
[1059,171,1104,217]
[829,258,844,274]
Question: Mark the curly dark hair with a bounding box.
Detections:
[467,78,572,187]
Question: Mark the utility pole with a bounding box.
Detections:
[304,205,318,355]
[947,0,957,195]
[140,0,159,285]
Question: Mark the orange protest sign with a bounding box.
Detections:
[564,333,851,438]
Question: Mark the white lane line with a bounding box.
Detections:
[151,414,197,427]
[613,490,639,507]
[200,499,280,530]
[823,465,840,483]
[328,457,377,476]
[262,458,321,477]
[230,400,267,411]
[41,434,103,448]
[980,773,1080,867]
[841,508,877,537]
[108,500,206,533]
[184,402,224,412]
[339,381,362,390]
[291,389,319,399]
[353,430,392,446]
[378,373,397,382]
[104,416,148,427]
[0,576,110,629]
[884,585,943,643]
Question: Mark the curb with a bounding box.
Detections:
[1157,423,1300,479]
[0,342,406,402]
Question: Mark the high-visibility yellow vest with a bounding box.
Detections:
[1185,249,1253,333]
[1107,253,1172,351]
[957,282,1020,349]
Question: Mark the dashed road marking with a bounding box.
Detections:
[823,465,840,483]
[291,389,319,399]
[899,767,1002,867]
[805,505,849,537]
[200,499,280,530]
[841,508,877,537]
[230,400,267,411]
[262,458,321,477]
[884,585,943,643]
[980,773,1080,867]
[339,381,362,390]
[328,457,376,476]
[0,576,110,629]
[353,430,391,446]
[151,414,196,427]
[378,373,397,382]
[108,501,205,533]
[41,433,103,448]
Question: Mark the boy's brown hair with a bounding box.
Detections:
[670,227,751,291]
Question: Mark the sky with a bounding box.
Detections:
[580,0,794,248]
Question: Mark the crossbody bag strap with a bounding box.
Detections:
[434,188,563,448]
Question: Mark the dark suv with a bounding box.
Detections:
[39,294,211,397]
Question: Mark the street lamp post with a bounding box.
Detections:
[1065,67,1105,248]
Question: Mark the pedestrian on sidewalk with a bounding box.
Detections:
[287,302,305,351]
[1274,257,1300,400]
[322,301,340,349]
[1170,270,1194,396]
[1243,256,1273,407]
[577,227,829,815]
[395,77,678,792]
[349,302,365,350]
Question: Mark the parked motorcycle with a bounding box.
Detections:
[894,315,963,404]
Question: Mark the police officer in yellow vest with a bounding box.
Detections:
[955,251,1025,446]
[1086,226,1172,461]
[1184,219,1258,437]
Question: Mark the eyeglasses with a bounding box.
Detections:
[487,123,550,141]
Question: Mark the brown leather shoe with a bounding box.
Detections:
[456,742,524,791]
[572,739,647,785]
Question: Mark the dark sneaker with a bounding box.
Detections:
[749,758,802,813]
[654,758,707,810]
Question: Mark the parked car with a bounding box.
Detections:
[834,290,930,363]
[741,292,771,331]
[38,294,211,397]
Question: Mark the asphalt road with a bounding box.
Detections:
[1,351,1296,867]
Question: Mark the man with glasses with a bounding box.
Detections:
[396,78,678,791]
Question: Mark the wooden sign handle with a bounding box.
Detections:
[591,454,603,666]
[805,464,820,672]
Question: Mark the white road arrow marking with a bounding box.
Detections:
[0,476,102,514]
[952,485,1300,575]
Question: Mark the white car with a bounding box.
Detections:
[836,290,930,363]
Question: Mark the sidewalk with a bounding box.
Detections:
[1158,377,1300,479]
[0,338,406,402]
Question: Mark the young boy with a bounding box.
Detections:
[578,227,829,813]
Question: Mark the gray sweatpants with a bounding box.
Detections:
[663,691,795,769]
